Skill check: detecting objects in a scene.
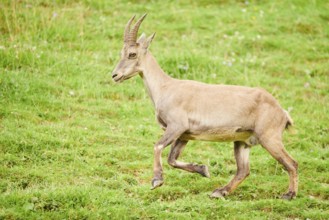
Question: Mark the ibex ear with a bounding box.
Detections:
[142,33,156,50]
[137,33,146,44]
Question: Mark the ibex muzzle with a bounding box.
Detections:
[112,14,298,200]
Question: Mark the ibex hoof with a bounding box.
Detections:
[210,188,229,199]
[151,178,164,190]
[199,165,210,178]
[281,191,296,200]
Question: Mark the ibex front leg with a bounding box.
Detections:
[151,127,185,189]
[168,139,210,177]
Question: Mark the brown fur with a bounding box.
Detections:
[112,14,298,200]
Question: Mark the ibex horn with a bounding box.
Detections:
[124,15,136,43]
[127,13,147,45]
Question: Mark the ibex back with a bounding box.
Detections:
[112,14,298,200]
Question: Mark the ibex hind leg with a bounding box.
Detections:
[211,141,250,198]
[259,134,298,200]
[168,139,210,178]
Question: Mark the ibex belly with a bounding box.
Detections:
[180,127,258,146]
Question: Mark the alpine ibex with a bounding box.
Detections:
[112,14,298,200]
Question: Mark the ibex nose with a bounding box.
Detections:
[112,73,118,78]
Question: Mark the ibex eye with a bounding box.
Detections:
[128,53,137,59]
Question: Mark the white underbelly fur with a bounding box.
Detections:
[180,127,259,146]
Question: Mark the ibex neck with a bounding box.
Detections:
[140,52,172,107]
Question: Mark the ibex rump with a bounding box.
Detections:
[112,14,298,200]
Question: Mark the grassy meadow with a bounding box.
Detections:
[0,0,328,219]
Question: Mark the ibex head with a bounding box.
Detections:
[112,14,155,83]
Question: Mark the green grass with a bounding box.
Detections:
[0,0,328,219]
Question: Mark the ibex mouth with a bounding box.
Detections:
[113,75,124,83]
